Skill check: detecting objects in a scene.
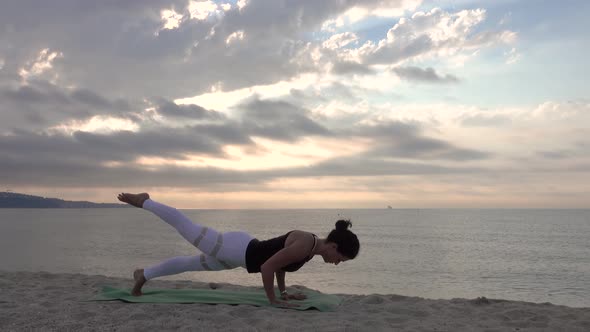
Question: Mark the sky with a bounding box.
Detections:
[0,0,589,208]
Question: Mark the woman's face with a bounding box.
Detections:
[322,243,350,265]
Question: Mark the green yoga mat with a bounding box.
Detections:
[93,286,341,312]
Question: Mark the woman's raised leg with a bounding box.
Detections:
[118,193,222,256]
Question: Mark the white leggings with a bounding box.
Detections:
[142,199,253,280]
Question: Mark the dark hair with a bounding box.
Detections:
[326,219,359,259]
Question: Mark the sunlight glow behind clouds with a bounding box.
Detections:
[176,73,321,112]
[134,136,371,171]
[19,49,63,82]
[321,0,422,32]
[49,116,140,135]
[322,32,359,50]
[160,9,184,30]
[226,30,245,45]
[160,1,228,32]
[188,0,224,20]
[237,0,248,11]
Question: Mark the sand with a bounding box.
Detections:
[1,271,589,331]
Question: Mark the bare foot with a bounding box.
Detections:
[132,269,146,296]
[117,193,150,208]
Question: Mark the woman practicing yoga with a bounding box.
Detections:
[117,193,360,307]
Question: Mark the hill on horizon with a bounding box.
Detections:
[0,192,128,208]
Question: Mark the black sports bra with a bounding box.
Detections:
[244,231,317,273]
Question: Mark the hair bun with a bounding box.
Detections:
[335,219,352,231]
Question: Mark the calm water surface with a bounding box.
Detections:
[0,208,588,307]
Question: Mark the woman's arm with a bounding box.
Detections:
[276,270,286,295]
[260,238,310,305]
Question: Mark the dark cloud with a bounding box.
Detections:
[393,66,459,84]
[154,99,226,120]
[277,157,483,178]
[237,98,332,141]
[374,138,489,161]
[70,89,122,110]
[0,143,485,189]
[72,129,223,160]
[0,80,140,131]
[0,156,255,188]
[0,121,254,166]
[0,104,492,188]
[0,94,333,187]
[2,81,70,105]
[331,61,375,75]
[0,89,332,170]
[352,121,490,161]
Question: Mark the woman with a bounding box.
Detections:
[117,192,360,307]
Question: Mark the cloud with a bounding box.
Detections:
[322,32,359,50]
[0,127,233,165]
[535,140,590,160]
[1,95,589,208]
[372,137,489,160]
[393,66,459,83]
[0,93,494,189]
[278,156,483,178]
[321,0,422,32]
[352,121,490,160]
[536,150,572,160]
[504,47,521,64]
[460,114,512,127]
[531,101,590,121]
[18,48,63,82]
[0,133,485,189]
[237,98,332,141]
[154,98,226,120]
[355,8,515,66]
[0,151,484,190]
[0,80,136,132]
[331,61,375,75]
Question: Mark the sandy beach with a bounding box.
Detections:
[0,271,588,331]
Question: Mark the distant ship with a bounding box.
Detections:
[387,205,392,209]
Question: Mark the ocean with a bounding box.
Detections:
[0,208,588,307]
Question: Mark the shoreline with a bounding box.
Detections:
[1,271,589,331]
